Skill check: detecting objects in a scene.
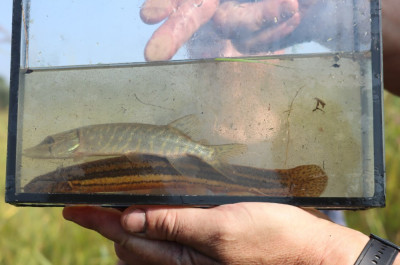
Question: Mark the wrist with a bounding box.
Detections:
[316,223,370,265]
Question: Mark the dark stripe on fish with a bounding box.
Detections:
[24,155,328,197]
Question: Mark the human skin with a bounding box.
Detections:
[141,0,314,59]
[63,1,400,264]
[141,0,220,61]
[64,203,375,265]
[141,0,400,95]
[212,0,303,53]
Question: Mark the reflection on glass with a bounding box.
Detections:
[14,0,377,200]
[22,0,370,66]
[19,53,373,197]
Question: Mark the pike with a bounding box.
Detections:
[24,115,247,182]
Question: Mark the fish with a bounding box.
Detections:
[23,154,328,197]
[23,115,247,182]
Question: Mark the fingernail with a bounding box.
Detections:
[122,209,146,233]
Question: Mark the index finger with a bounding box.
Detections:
[140,0,186,24]
[144,0,219,61]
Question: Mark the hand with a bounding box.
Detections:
[140,0,220,61]
[212,0,304,54]
[141,0,317,61]
[63,203,368,265]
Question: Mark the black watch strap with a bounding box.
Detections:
[354,234,400,265]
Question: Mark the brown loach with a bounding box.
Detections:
[24,154,328,197]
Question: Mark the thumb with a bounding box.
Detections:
[121,206,229,256]
[120,203,334,264]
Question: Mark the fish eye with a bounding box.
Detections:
[40,136,55,145]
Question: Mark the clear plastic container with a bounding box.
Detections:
[6,0,384,207]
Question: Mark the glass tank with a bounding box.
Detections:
[6,0,384,207]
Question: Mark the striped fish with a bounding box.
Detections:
[24,115,247,182]
[23,155,328,197]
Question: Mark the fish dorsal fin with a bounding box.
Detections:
[168,114,200,138]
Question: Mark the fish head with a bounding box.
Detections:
[24,129,80,159]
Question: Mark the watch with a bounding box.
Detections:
[354,234,400,265]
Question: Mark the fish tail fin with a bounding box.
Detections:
[206,144,247,182]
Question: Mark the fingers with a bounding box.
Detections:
[63,204,341,265]
[236,12,301,53]
[141,0,307,61]
[114,241,219,265]
[116,259,128,265]
[140,0,186,25]
[121,206,228,259]
[121,203,290,261]
[144,0,219,61]
[63,206,127,242]
[213,0,301,53]
[63,206,218,265]
[120,202,337,264]
[114,235,187,264]
[213,0,299,38]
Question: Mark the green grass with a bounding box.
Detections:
[1,92,400,264]
[345,91,400,244]
[0,111,117,265]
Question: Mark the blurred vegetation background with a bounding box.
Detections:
[345,92,400,244]
[0,75,399,264]
[0,76,8,110]
[0,76,116,265]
